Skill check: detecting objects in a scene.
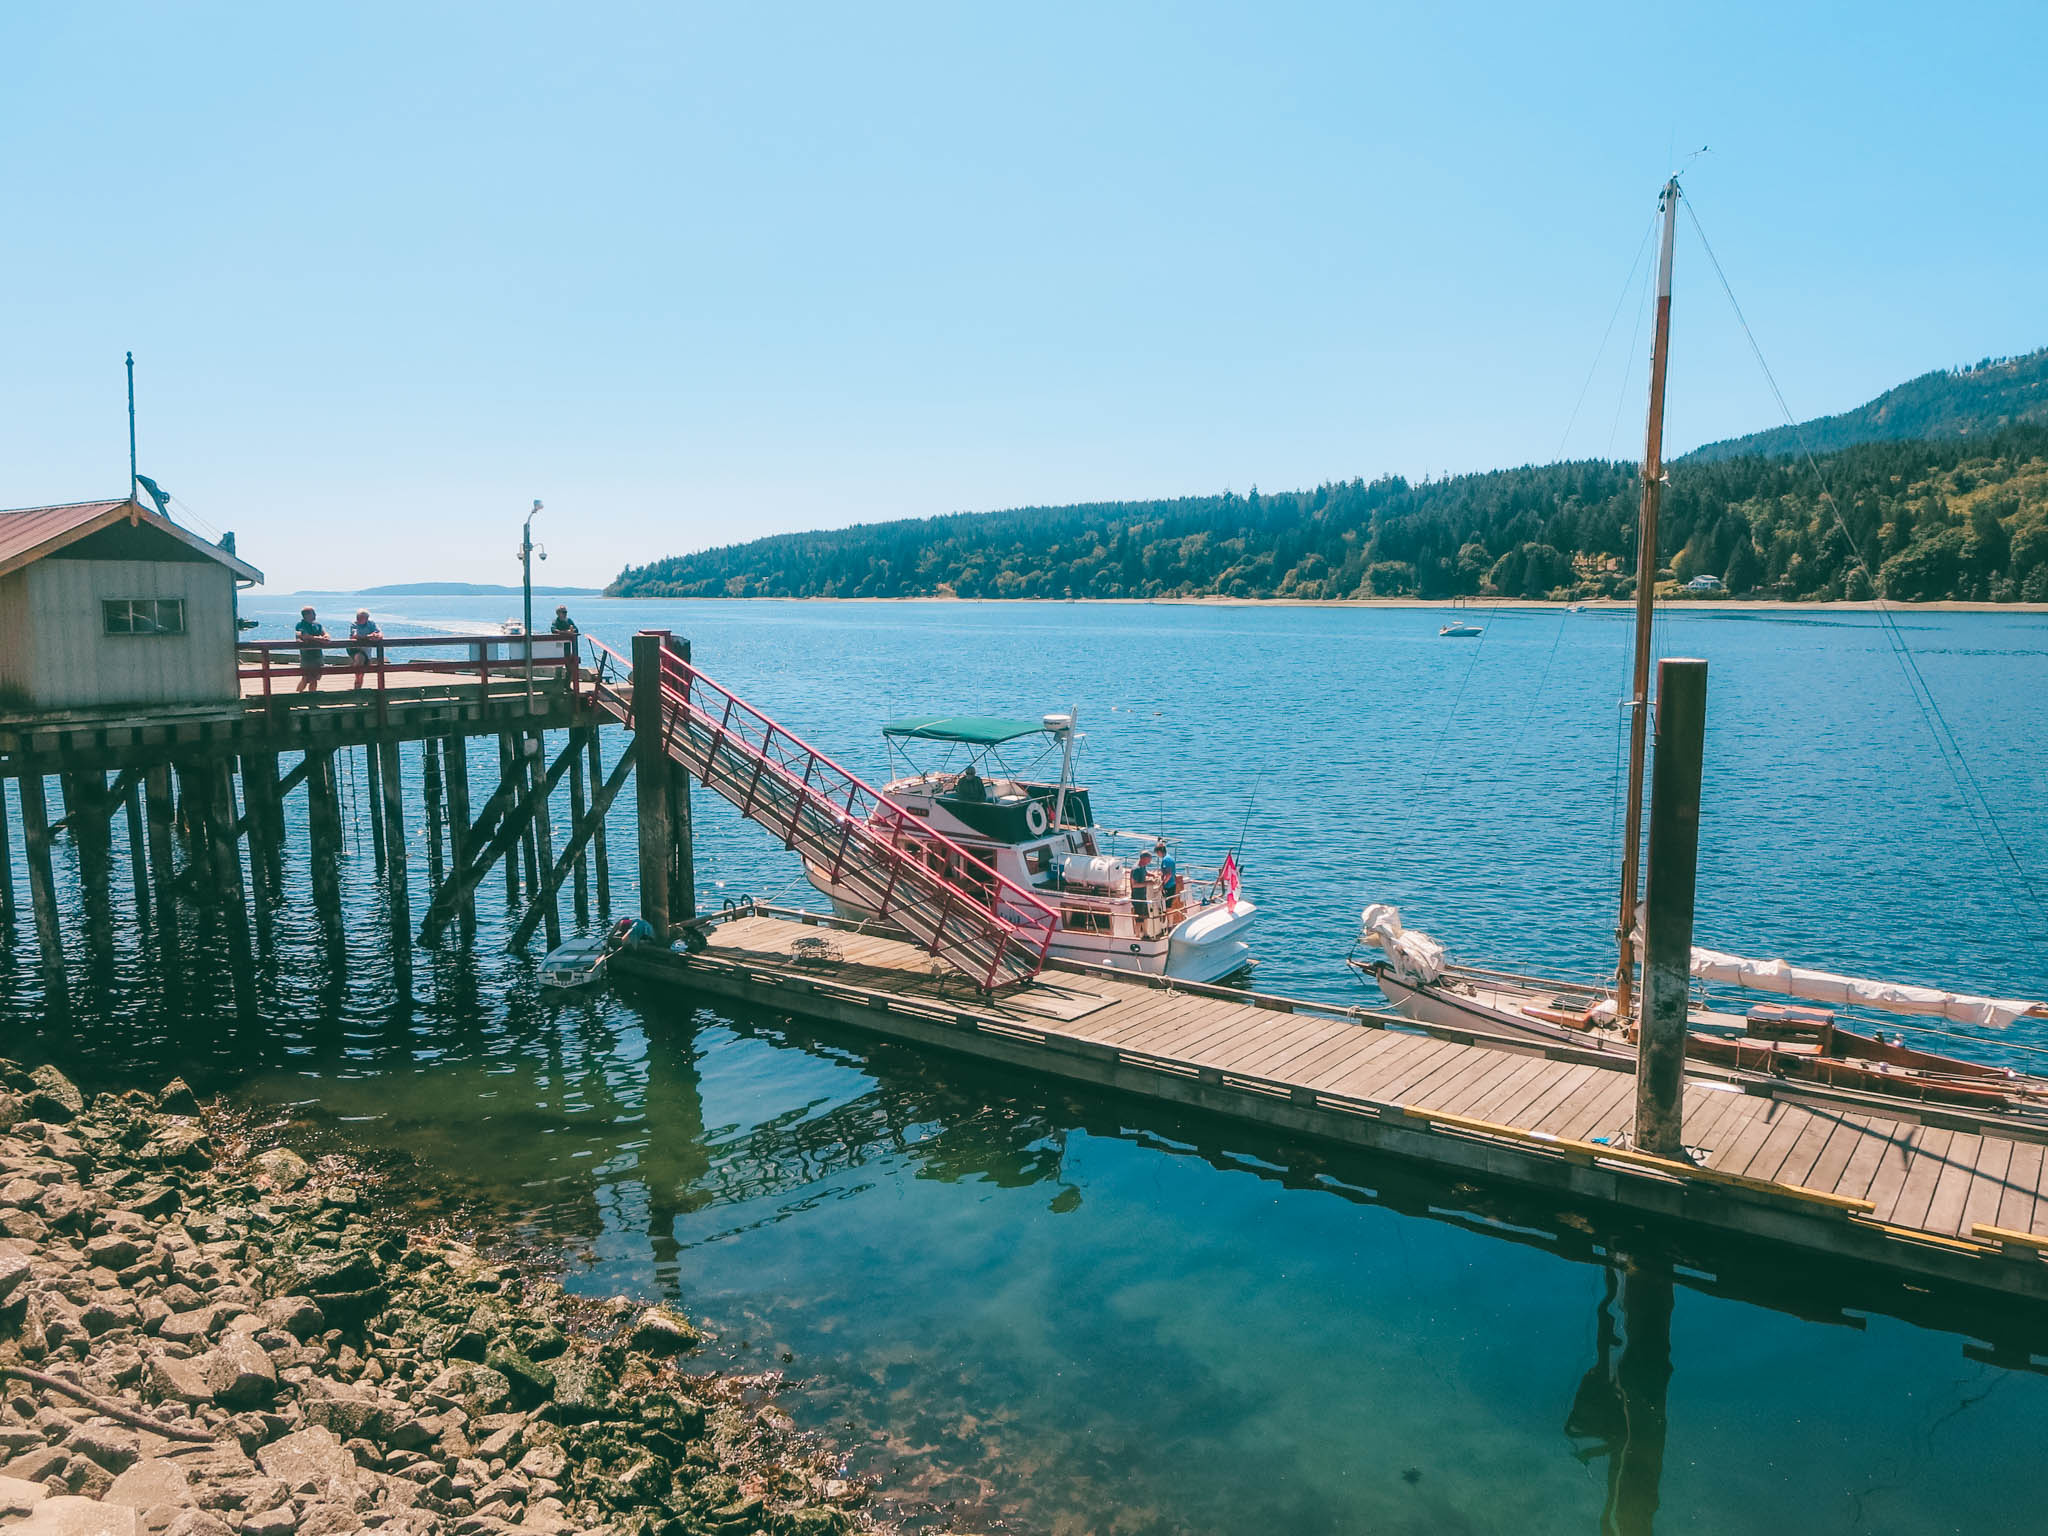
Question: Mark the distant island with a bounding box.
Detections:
[610,348,2048,605]
[295,582,607,597]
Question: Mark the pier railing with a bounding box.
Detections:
[238,632,579,707]
[583,638,1059,990]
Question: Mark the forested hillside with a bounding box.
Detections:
[612,425,2048,604]
[1685,348,2048,462]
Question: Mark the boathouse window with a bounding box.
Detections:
[102,599,186,636]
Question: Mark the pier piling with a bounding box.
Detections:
[0,780,16,926]
[377,741,412,978]
[568,727,590,923]
[124,778,149,923]
[17,775,65,999]
[663,636,697,922]
[307,750,343,916]
[526,729,562,949]
[441,737,475,940]
[1635,657,1708,1158]
[586,728,612,918]
[632,631,674,935]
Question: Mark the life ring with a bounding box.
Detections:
[1024,801,1051,836]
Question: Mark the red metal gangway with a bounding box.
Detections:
[584,639,1059,991]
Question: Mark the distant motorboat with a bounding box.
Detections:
[1439,622,1483,638]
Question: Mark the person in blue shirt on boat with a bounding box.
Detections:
[1154,840,1179,919]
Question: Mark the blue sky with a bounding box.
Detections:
[2,2,2042,590]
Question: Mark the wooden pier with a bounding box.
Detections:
[617,905,2048,1304]
[0,634,630,1003]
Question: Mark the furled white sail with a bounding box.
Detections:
[1359,905,1446,986]
[1689,947,2042,1029]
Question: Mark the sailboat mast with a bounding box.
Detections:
[1615,177,1680,1019]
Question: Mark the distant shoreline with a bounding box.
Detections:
[592,593,2048,614]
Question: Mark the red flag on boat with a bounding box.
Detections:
[1219,852,1241,907]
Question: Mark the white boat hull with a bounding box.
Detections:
[813,884,1256,984]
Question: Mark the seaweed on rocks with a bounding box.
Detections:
[0,1058,881,1536]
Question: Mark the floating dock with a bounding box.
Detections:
[618,905,2048,1304]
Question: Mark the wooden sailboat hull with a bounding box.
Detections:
[1362,963,2030,1111]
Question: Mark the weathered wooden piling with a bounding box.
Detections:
[306,750,343,916]
[376,740,412,978]
[421,736,447,889]
[124,779,149,923]
[363,741,388,869]
[16,775,64,997]
[0,779,16,925]
[567,727,590,923]
[143,767,179,953]
[497,734,522,904]
[441,737,475,940]
[526,729,562,949]
[632,632,674,935]
[663,637,697,922]
[1635,658,1708,1158]
[585,728,612,919]
[206,759,257,1000]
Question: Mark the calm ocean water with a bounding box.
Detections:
[8,595,2048,1535]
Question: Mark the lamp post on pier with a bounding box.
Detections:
[521,499,544,712]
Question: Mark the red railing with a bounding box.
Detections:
[583,637,1059,990]
[238,631,580,710]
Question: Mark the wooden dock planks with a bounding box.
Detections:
[668,913,2048,1298]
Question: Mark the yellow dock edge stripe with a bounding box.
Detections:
[1971,1222,2048,1252]
[1403,1105,1877,1214]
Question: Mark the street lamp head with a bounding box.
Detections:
[531,499,544,514]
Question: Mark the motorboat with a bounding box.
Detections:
[1439,622,1484,638]
[801,712,1257,982]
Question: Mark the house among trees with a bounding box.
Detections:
[1683,573,1727,593]
[0,497,262,713]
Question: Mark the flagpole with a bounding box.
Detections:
[125,352,137,499]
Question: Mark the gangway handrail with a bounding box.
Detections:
[581,636,1059,989]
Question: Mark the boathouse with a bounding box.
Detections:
[0,497,262,712]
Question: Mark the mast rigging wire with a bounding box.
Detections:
[1680,196,2047,933]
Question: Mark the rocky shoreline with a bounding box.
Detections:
[0,1059,873,1536]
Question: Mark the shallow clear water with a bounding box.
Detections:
[8,596,2048,1534]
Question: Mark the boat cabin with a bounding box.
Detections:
[0,497,262,713]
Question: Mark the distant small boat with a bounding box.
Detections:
[1439,622,1483,638]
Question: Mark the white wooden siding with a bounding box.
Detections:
[19,558,237,709]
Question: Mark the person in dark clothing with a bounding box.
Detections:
[549,605,578,635]
[294,608,330,693]
[1132,850,1155,932]
[952,766,988,803]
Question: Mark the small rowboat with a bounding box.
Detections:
[539,916,654,990]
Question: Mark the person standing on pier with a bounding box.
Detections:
[549,605,579,683]
[294,607,330,693]
[347,609,385,688]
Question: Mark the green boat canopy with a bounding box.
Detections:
[881,715,1049,746]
